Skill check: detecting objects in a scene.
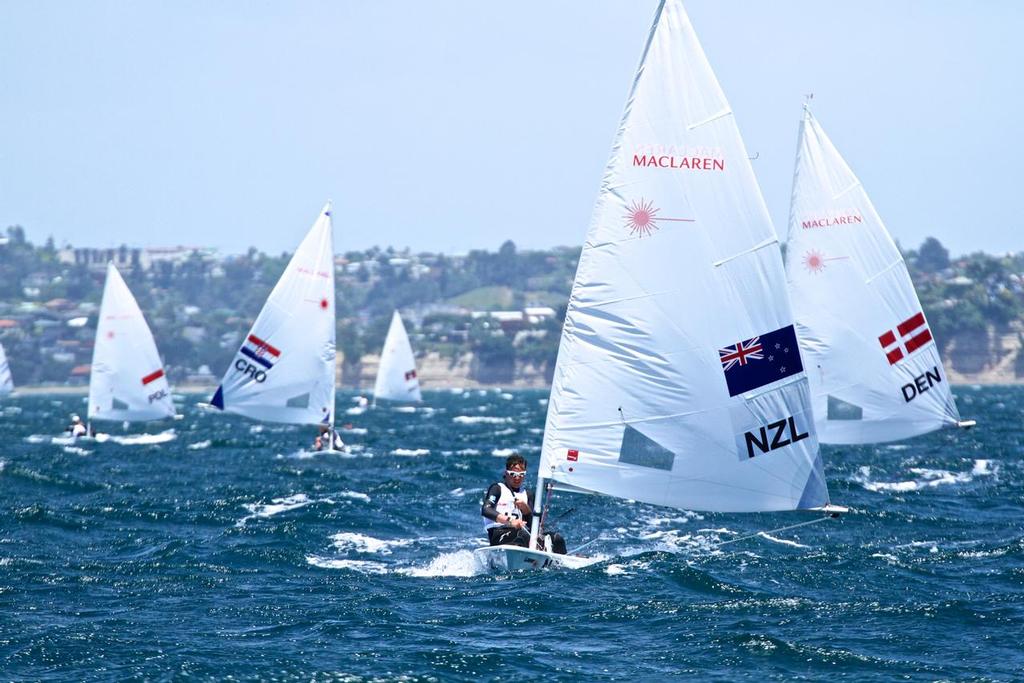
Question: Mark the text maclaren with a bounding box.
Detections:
[632,154,725,171]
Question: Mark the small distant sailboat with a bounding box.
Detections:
[210,203,341,450]
[784,105,973,444]
[479,0,843,572]
[0,342,14,396]
[86,262,175,431]
[372,310,421,406]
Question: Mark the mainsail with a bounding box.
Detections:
[88,263,175,422]
[372,310,422,404]
[534,0,831,517]
[0,342,14,395]
[211,203,337,426]
[785,106,962,444]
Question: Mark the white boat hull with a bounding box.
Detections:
[473,545,594,572]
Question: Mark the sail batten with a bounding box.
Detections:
[88,263,175,422]
[785,108,962,444]
[211,203,337,426]
[536,0,831,514]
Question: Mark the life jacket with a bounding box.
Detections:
[483,481,529,531]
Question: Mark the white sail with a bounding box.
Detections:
[535,0,830,513]
[211,203,336,426]
[0,342,13,395]
[785,107,961,444]
[88,263,175,422]
[373,311,422,404]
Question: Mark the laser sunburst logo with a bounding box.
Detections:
[623,198,694,237]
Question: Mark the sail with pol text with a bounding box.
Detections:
[211,203,337,427]
[88,263,175,422]
[784,107,964,444]
[533,0,834,518]
[372,310,422,404]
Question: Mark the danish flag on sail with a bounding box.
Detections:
[241,334,281,369]
[878,312,933,365]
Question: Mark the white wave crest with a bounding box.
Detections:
[188,440,211,450]
[330,532,413,555]
[397,550,483,578]
[854,465,977,493]
[391,448,430,457]
[305,557,389,574]
[111,430,176,446]
[452,416,510,425]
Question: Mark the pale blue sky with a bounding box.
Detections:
[2,1,1019,256]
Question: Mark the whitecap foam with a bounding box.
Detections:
[972,459,995,476]
[491,448,517,457]
[854,465,973,493]
[236,492,366,526]
[62,446,91,456]
[337,490,371,502]
[111,429,176,446]
[391,448,430,457]
[392,406,417,413]
[455,448,481,455]
[330,532,414,555]
[305,556,389,574]
[492,428,516,436]
[241,493,314,522]
[398,550,483,578]
[24,435,48,444]
[188,440,211,450]
[345,406,366,416]
[500,393,513,400]
[453,415,510,425]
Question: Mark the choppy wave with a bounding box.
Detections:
[1,388,1021,679]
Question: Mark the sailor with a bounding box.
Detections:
[481,453,566,554]
[66,414,88,438]
[314,424,344,451]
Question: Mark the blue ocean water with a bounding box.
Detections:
[1,387,1021,681]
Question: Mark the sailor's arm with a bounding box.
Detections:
[481,483,514,525]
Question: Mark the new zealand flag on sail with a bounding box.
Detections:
[719,324,803,397]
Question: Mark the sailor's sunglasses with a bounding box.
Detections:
[505,469,526,478]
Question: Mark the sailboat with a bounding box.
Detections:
[477,0,844,572]
[210,203,341,451]
[372,310,422,406]
[86,262,175,432]
[0,342,14,395]
[784,105,973,444]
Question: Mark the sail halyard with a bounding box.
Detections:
[531,0,833,542]
[210,203,337,426]
[785,106,963,444]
